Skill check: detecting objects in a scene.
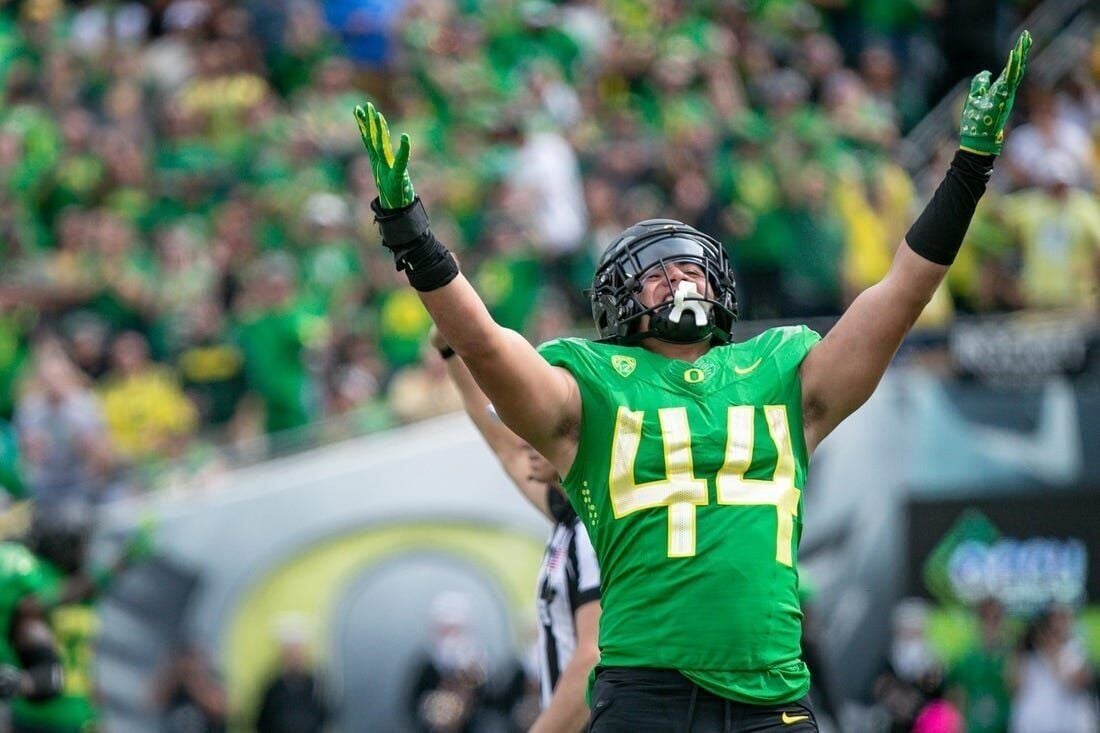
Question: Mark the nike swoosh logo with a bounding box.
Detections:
[781,712,809,725]
[733,358,762,376]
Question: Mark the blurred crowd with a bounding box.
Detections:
[0,0,1096,514]
[152,615,333,733]
[406,591,541,733]
[870,598,1099,733]
[0,3,1097,732]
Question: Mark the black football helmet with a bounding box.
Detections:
[591,219,738,345]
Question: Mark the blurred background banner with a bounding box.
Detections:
[780,344,1099,710]
[96,413,546,732]
[913,501,1093,615]
[0,0,1096,730]
[87,351,1100,731]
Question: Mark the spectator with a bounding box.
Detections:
[501,116,588,293]
[61,312,110,382]
[295,191,365,322]
[0,541,67,723]
[1003,85,1095,191]
[1010,604,1099,733]
[779,162,846,317]
[406,591,494,733]
[322,331,393,440]
[153,644,229,733]
[83,211,158,336]
[11,506,158,733]
[264,0,337,100]
[470,217,543,334]
[14,338,115,508]
[255,616,331,733]
[153,221,218,356]
[234,255,323,436]
[997,158,1100,311]
[947,598,1013,733]
[294,57,363,156]
[385,344,462,424]
[873,598,947,733]
[98,331,198,463]
[174,297,247,432]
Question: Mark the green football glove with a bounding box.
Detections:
[354,102,415,210]
[959,30,1032,156]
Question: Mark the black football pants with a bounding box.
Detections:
[588,667,818,733]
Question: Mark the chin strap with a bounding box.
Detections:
[666,281,710,327]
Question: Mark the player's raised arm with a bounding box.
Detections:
[800,31,1032,453]
[353,104,580,472]
[429,327,556,519]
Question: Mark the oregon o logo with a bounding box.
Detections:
[683,368,705,383]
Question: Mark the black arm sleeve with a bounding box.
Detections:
[904,149,995,266]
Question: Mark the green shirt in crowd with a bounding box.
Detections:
[948,644,1012,733]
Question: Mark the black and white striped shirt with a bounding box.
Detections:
[535,487,601,708]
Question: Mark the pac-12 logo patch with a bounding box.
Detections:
[611,355,636,378]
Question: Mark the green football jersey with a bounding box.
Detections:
[12,601,99,730]
[0,542,97,729]
[538,326,821,704]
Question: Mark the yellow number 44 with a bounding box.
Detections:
[609,405,800,563]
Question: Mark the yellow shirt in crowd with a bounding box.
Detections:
[1001,189,1100,310]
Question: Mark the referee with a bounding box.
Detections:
[431,328,601,733]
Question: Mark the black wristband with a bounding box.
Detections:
[905,149,995,266]
[371,197,459,291]
[372,197,430,245]
[438,345,456,360]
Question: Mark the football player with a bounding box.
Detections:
[2,514,156,733]
[353,31,1030,732]
[0,542,66,720]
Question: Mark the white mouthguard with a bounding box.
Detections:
[667,281,709,327]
